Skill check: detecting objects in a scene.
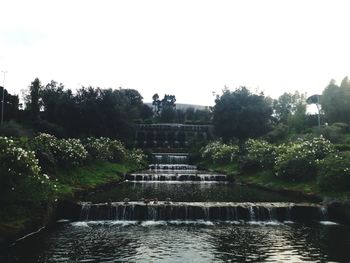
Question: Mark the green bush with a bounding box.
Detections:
[0,136,54,199]
[127,148,147,166]
[317,151,350,191]
[30,133,58,171]
[321,123,349,143]
[334,144,350,152]
[274,136,334,181]
[240,139,276,172]
[264,124,289,143]
[84,137,112,161]
[84,137,127,162]
[56,138,88,167]
[0,121,34,138]
[201,141,239,164]
[31,134,88,168]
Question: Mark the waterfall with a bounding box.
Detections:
[248,206,256,221]
[78,202,326,223]
[126,173,227,182]
[80,203,91,220]
[320,207,328,221]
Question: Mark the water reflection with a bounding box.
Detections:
[9,222,350,262]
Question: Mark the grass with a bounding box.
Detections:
[54,161,140,195]
[202,161,350,200]
[0,161,143,240]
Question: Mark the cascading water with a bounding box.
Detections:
[81,152,332,224]
[77,201,327,223]
[9,151,348,263]
[126,153,226,182]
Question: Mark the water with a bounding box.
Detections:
[82,182,310,203]
[4,155,350,262]
[8,221,350,262]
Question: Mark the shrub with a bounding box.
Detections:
[56,138,88,167]
[201,141,239,164]
[127,148,147,166]
[317,151,350,191]
[109,139,127,162]
[274,143,317,181]
[321,123,349,143]
[30,133,59,171]
[264,124,288,143]
[84,137,127,162]
[0,136,53,198]
[274,136,334,181]
[31,134,88,168]
[334,144,350,152]
[84,137,112,161]
[240,139,276,172]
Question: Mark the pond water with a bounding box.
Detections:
[4,158,350,262]
[8,221,350,262]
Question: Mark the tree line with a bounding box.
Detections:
[1,76,350,143]
[212,76,350,143]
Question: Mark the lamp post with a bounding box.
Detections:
[1,71,7,126]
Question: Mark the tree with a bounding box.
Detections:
[321,77,350,124]
[0,87,19,122]
[273,91,308,132]
[40,80,64,123]
[212,87,273,142]
[25,78,42,121]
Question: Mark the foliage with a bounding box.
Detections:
[56,138,88,167]
[201,141,239,164]
[264,124,289,143]
[321,77,350,125]
[274,136,334,181]
[240,139,276,172]
[126,148,147,166]
[0,136,54,200]
[25,78,42,121]
[317,151,350,191]
[273,91,306,124]
[212,87,273,142]
[321,123,349,143]
[0,121,34,137]
[30,133,87,168]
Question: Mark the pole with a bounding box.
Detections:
[1,71,7,126]
[317,95,321,133]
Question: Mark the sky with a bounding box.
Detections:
[0,0,350,106]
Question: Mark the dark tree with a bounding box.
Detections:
[40,80,64,123]
[212,87,273,142]
[25,78,42,121]
[0,87,19,122]
[321,77,350,124]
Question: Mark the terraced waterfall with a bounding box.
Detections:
[10,152,350,262]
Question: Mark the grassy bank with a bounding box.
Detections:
[200,162,350,201]
[0,161,142,242]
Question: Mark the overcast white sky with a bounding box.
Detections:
[0,0,349,105]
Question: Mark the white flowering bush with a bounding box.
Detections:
[56,138,88,166]
[240,139,276,171]
[108,139,127,162]
[30,133,59,170]
[31,134,88,167]
[84,137,111,160]
[0,136,54,197]
[274,136,334,181]
[317,152,350,191]
[84,137,127,162]
[201,141,239,164]
[127,148,147,166]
